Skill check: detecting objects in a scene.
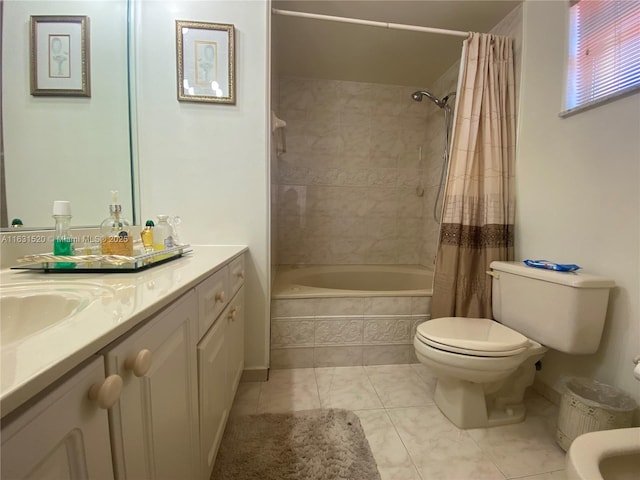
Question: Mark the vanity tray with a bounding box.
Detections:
[11,245,192,273]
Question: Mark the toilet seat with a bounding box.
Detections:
[416,317,529,357]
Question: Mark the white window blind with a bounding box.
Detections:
[563,0,640,115]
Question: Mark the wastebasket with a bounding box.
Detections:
[556,377,637,451]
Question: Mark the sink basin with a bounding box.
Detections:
[0,282,112,345]
[566,427,640,480]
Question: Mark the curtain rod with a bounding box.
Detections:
[271,8,470,38]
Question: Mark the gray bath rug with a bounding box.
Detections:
[211,408,381,480]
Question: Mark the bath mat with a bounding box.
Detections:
[211,409,381,480]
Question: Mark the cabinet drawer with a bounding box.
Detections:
[228,254,245,298]
[197,266,230,338]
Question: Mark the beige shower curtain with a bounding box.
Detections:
[431,32,516,319]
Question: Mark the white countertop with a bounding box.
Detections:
[0,245,247,418]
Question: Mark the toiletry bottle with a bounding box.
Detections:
[100,190,133,256]
[52,201,75,255]
[153,214,174,251]
[141,220,155,253]
[169,216,183,246]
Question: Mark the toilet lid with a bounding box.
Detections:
[416,317,529,356]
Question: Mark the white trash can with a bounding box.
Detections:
[556,377,637,451]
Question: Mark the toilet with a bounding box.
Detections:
[414,261,615,429]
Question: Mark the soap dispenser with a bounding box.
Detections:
[100,190,133,256]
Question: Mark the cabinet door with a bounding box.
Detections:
[1,357,115,480]
[106,291,199,480]
[226,286,245,406]
[197,313,228,479]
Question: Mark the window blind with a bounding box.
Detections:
[564,0,640,114]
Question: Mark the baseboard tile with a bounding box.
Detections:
[532,376,561,406]
[241,368,269,382]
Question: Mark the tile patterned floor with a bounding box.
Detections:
[229,364,567,480]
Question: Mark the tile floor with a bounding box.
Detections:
[230,364,568,480]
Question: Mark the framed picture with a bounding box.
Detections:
[176,20,235,104]
[30,15,91,97]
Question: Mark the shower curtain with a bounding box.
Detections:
[431,32,516,319]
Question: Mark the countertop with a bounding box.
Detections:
[0,245,247,418]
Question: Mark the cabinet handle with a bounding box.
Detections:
[125,349,153,377]
[235,271,244,280]
[88,374,123,409]
[228,306,238,322]
[215,291,226,303]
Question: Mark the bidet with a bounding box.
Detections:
[566,427,640,480]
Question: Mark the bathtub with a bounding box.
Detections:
[272,264,433,298]
[271,265,433,368]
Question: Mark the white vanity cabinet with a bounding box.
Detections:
[1,357,116,480]
[105,290,199,480]
[0,249,247,480]
[196,260,245,480]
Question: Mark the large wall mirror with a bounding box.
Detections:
[1,0,136,230]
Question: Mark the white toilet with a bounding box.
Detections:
[414,261,615,429]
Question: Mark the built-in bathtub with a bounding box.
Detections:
[271,265,433,368]
[273,264,432,298]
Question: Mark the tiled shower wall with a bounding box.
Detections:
[418,63,460,267]
[277,77,443,265]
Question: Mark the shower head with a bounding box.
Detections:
[411,90,448,108]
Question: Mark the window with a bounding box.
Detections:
[563,0,640,116]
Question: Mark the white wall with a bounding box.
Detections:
[517,0,640,404]
[135,0,270,371]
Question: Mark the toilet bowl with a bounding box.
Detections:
[414,317,547,428]
[414,261,615,429]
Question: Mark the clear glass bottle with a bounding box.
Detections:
[52,201,75,256]
[100,191,133,256]
[153,214,174,251]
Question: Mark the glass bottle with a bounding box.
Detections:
[100,191,133,256]
[140,220,155,253]
[52,201,75,256]
[153,214,174,251]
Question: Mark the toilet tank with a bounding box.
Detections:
[490,261,615,354]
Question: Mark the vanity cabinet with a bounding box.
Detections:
[0,250,246,480]
[105,290,199,480]
[1,357,116,480]
[197,257,245,480]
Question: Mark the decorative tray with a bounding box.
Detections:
[11,245,192,273]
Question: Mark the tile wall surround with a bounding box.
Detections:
[276,76,444,265]
[270,295,431,368]
[274,6,522,267]
[418,61,460,266]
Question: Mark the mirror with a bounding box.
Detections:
[1,0,135,230]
